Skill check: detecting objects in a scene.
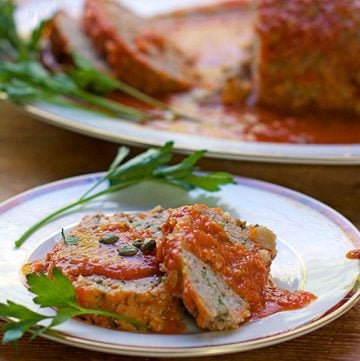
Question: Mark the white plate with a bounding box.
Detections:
[11,0,360,165]
[0,173,359,357]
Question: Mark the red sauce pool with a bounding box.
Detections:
[346,249,360,259]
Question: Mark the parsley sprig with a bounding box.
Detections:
[0,0,149,119]
[15,141,234,247]
[0,268,148,344]
[0,1,199,122]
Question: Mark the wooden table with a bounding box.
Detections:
[0,101,359,361]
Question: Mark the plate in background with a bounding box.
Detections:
[9,0,360,164]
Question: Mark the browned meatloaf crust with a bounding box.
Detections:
[157,204,277,331]
[29,207,185,333]
[255,0,360,113]
[74,275,184,333]
[82,0,196,95]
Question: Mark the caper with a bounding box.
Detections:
[117,245,138,256]
[64,235,80,245]
[141,238,156,253]
[132,239,143,249]
[99,233,119,244]
[61,229,80,245]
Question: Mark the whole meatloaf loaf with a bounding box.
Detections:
[82,0,196,95]
[157,204,277,331]
[28,207,186,333]
[255,0,360,113]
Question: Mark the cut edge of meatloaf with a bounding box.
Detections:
[254,0,360,114]
[82,0,196,95]
[74,275,185,333]
[180,249,251,331]
[158,204,277,331]
[47,10,111,73]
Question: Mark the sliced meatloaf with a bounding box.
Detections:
[82,0,196,94]
[27,204,314,333]
[32,207,169,281]
[255,0,360,113]
[157,204,277,331]
[74,275,184,333]
[28,207,185,333]
[47,11,111,72]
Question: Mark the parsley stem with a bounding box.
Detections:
[74,89,150,120]
[15,179,139,248]
[112,79,200,123]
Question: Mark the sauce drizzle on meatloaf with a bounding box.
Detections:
[30,209,169,281]
[160,205,269,312]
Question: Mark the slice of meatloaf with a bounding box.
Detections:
[82,0,196,95]
[32,207,169,281]
[255,0,360,113]
[47,11,111,72]
[74,275,184,333]
[157,204,277,331]
[28,207,185,333]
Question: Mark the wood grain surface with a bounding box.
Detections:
[0,101,359,361]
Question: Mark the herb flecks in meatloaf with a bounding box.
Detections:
[255,0,360,113]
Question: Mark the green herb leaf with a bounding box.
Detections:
[0,0,25,60]
[181,172,236,191]
[0,268,149,344]
[14,143,235,248]
[0,301,46,321]
[26,268,77,308]
[64,235,80,245]
[48,308,84,327]
[61,229,80,245]
[0,79,39,103]
[2,320,39,344]
[153,150,206,178]
[27,19,51,54]
[0,301,49,344]
[69,52,119,94]
[109,142,173,184]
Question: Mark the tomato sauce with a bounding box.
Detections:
[110,2,360,144]
[36,222,160,281]
[257,286,316,318]
[346,249,360,260]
